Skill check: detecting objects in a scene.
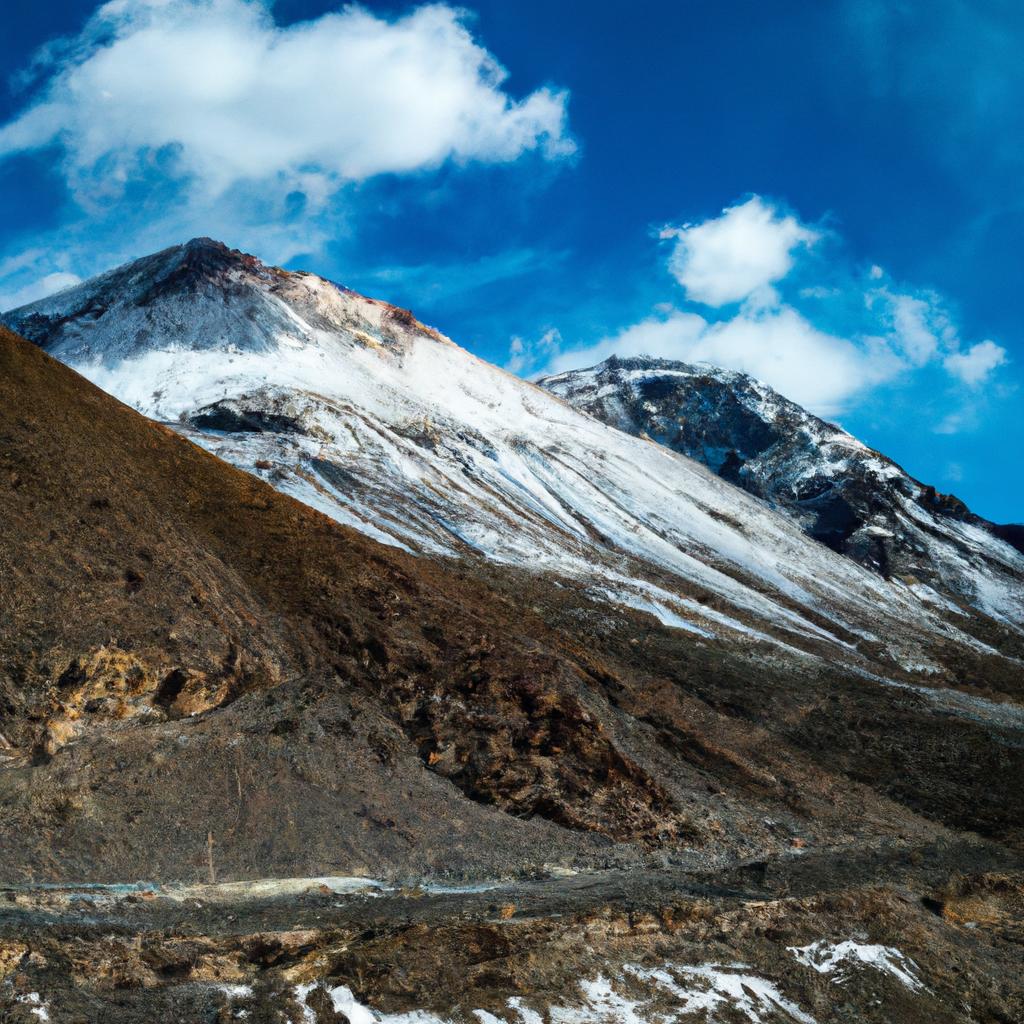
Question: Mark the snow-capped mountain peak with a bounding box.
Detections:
[6,245,1022,686]
[10,237,448,368]
[539,355,1024,620]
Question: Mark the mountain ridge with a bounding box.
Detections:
[4,241,1023,689]
[540,354,1024,602]
[8,319,1021,877]
[3,272,1024,1022]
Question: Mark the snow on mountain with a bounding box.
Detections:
[5,240,1021,682]
[540,355,1024,626]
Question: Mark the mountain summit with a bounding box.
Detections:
[10,238,320,363]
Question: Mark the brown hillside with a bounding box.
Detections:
[0,325,1021,884]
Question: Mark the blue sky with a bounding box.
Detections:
[1,0,1021,521]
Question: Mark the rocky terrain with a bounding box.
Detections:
[540,356,1024,615]
[4,848,1024,1023]
[1,246,1023,1022]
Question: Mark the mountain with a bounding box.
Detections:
[5,239,1023,697]
[8,313,1021,866]
[2,285,1024,1019]
[540,355,1024,613]
[3,323,1024,1024]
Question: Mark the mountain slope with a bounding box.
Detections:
[7,316,1024,880]
[6,240,1023,695]
[3,312,1024,1022]
[540,355,1024,621]
[0,324,617,880]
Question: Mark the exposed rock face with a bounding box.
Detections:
[540,355,1024,609]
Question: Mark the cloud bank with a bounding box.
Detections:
[534,196,1008,419]
[0,0,573,306]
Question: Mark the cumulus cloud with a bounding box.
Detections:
[944,339,1008,386]
[544,311,706,375]
[537,195,1008,418]
[662,196,819,306]
[694,306,888,413]
[0,0,573,204]
[0,0,573,311]
[546,304,891,416]
[869,284,1007,389]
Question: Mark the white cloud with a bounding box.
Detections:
[0,0,573,309]
[944,339,1008,386]
[934,410,970,435]
[0,0,573,203]
[0,271,82,311]
[693,306,886,414]
[662,196,819,307]
[534,194,1009,418]
[547,303,889,416]
[546,311,706,375]
[872,289,958,366]
[887,292,939,364]
[506,327,561,375]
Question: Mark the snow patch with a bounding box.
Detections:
[216,984,254,999]
[788,940,925,991]
[16,993,50,1022]
[625,964,817,1024]
[295,964,817,1023]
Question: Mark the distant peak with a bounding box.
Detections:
[590,354,769,389]
[177,237,259,268]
